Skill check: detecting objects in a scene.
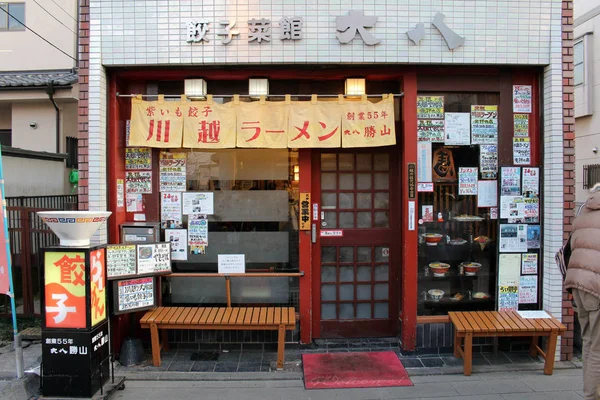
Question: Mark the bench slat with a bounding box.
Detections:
[152,307,171,324]
[288,308,295,327]
[267,308,275,325]
[251,308,260,325]
[222,308,233,325]
[170,308,187,324]
[162,308,180,324]
[537,318,556,332]
[196,308,210,324]
[458,312,476,333]
[448,312,467,333]
[496,312,522,332]
[481,311,504,332]
[236,308,247,325]
[140,308,159,324]
[175,308,190,324]
[215,308,227,324]
[522,312,550,332]
[507,311,536,331]
[476,312,499,332]
[461,312,482,332]
[259,308,267,325]
[207,308,220,324]
[245,308,254,325]
[229,308,239,324]
[187,308,203,324]
[274,308,281,325]
[488,312,511,332]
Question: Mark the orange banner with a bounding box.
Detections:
[341,95,396,148]
[44,252,87,329]
[236,96,289,148]
[182,95,236,148]
[129,95,184,148]
[90,249,106,327]
[288,96,342,148]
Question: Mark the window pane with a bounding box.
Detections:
[321,266,336,282]
[339,173,354,190]
[321,247,336,263]
[339,284,354,300]
[574,41,584,65]
[356,303,371,319]
[8,3,24,30]
[322,192,336,209]
[339,246,354,262]
[374,283,389,300]
[339,266,354,282]
[374,153,389,170]
[357,246,372,262]
[374,173,389,189]
[574,64,584,86]
[339,212,354,228]
[357,212,372,228]
[322,304,336,320]
[356,154,372,171]
[338,153,354,170]
[0,4,7,30]
[357,266,371,281]
[324,211,336,228]
[374,303,389,318]
[374,211,389,228]
[339,304,354,319]
[339,193,354,209]
[375,265,389,281]
[357,173,372,190]
[321,173,336,190]
[321,154,336,171]
[357,284,372,300]
[374,193,389,209]
[357,193,372,209]
[321,285,336,301]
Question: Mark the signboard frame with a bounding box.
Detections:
[111,276,157,315]
[106,244,138,280]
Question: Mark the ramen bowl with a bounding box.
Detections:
[461,262,482,276]
[423,233,443,246]
[428,289,445,301]
[429,262,451,277]
[37,211,112,247]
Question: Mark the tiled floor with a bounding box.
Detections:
[119,337,543,373]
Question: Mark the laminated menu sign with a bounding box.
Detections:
[106,245,137,279]
[477,180,497,207]
[479,144,498,179]
[125,148,152,170]
[513,114,529,137]
[521,253,538,274]
[519,275,537,304]
[501,167,521,195]
[117,277,155,313]
[417,119,445,142]
[500,196,524,220]
[471,105,498,144]
[499,285,519,311]
[498,253,521,311]
[513,138,531,165]
[523,197,539,223]
[125,171,152,194]
[116,179,125,208]
[527,225,541,249]
[188,217,208,255]
[417,96,444,119]
[159,152,187,192]
[137,243,171,275]
[499,224,528,253]
[161,192,183,229]
[182,192,214,215]
[165,229,187,261]
[444,113,470,145]
[458,167,478,195]
[126,194,143,212]
[522,167,539,196]
[513,85,532,113]
[417,142,432,182]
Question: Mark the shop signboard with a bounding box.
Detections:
[416,96,444,119]
[407,163,416,199]
[300,193,311,230]
[90,249,106,327]
[341,95,396,148]
[113,277,156,314]
[471,105,498,144]
[125,148,152,170]
[136,243,171,275]
[513,85,532,113]
[159,152,187,192]
[106,245,137,279]
[125,171,152,194]
[513,114,529,137]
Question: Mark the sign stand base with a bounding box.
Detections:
[34,376,126,400]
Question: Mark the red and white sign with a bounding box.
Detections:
[320,229,344,237]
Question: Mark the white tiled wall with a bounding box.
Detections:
[91,0,554,67]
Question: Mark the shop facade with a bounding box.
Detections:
[78,0,575,359]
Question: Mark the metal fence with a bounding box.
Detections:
[583,164,600,190]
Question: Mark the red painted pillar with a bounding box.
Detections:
[401,72,418,351]
[298,149,313,344]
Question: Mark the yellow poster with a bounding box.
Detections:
[182,96,236,148]
[288,97,342,148]
[129,95,184,148]
[342,95,396,148]
[90,249,106,326]
[236,98,289,148]
[44,252,87,329]
[299,193,311,230]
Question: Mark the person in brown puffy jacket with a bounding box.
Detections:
[565,183,600,400]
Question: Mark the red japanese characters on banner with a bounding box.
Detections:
[236,96,289,148]
[342,94,396,148]
[44,252,87,329]
[288,96,342,148]
[183,95,236,148]
[129,95,184,148]
[90,249,106,327]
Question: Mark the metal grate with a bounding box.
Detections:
[583,164,600,190]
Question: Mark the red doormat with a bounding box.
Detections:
[302,351,413,389]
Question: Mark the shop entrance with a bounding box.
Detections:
[312,149,400,338]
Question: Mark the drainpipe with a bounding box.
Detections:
[46,81,60,153]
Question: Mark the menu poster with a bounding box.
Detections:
[125,148,152,170]
[513,138,531,165]
[188,217,208,255]
[165,229,188,261]
[116,277,155,313]
[477,180,498,207]
[126,120,131,146]
[458,167,478,195]
[519,275,538,304]
[523,197,539,223]
[126,193,143,212]
[444,113,471,145]
[106,245,137,279]
[499,285,519,311]
[116,179,125,208]
[513,114,529,137]
[501,167,521,195]
[422,205,434,222]
[521,253,538,275]
[417,119,445,142]
[417,142,432,182]
[137,243,171,275]
[498,253,521,311]
[417,182,434,192]
[527,225,541,249]
[500,196,524,219]
[522,167,539,196]
[513,85,533,113]
[490,207,498,220]
[161,192,183,229]
[499,224,528,253]
[471,105,498,144]
[417,96,444,119]
[479,144,498,179]
[183,192,214,215]
[125,171,152,194]
[159,152,187,192]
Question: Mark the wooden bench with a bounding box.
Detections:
[140,306,296,369]
[449,311,566,376]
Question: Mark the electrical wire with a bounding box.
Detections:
[50,0,78,24]
[0,7,76,62]
[32,0,77,35]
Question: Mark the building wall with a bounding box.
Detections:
[1,156,67,196]
[11,102,57,152]
[0,0,77,71]
[0,104,10,129]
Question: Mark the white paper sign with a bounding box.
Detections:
[471,105,498,144]
[218,254,245,274]
[499,253,522,286]
[126,193,143,212]
[166,229,188,261]
[459,167,478,195]
[417,182,434,192]
[513,85,532,113]
[106,244,137,278]
[161,192,183,229]
[513,114,529,137]
[522,167,539,196]
[408,201,415,231]
[517,310,550,319]
[183,192,214,215]
[479,144,498,179]
[477,180,498,207]
[159,152,187,192]
[501,196,524,220]
[137,243,171,275]
[444,113,471,145]
[501,167,521,195]
[519,275,538,304]
[417,142,432,182]
[116,179,125,208]
[513,138,531,165]
[417,119,445,142]
[500,224,528,253]
[521,253,538,274]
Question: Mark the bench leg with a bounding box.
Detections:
[161,330,170,352]
[543,332,558,375]
[150,323,162,367]
[464,332,473,376]
[277,325,285,371]
[529,336,539,357]
[454,330,461,358]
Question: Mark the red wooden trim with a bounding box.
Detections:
[108,76,124,243]
[401,72,418,351]
[299,149,312,344]
[310,150,322,338]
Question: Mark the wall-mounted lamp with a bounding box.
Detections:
[345,78,366,96]
[593,147,598,154]
[184,78,207,98]
[249,78,269,98]
[293,165,299,181]
[29,122,38,129]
